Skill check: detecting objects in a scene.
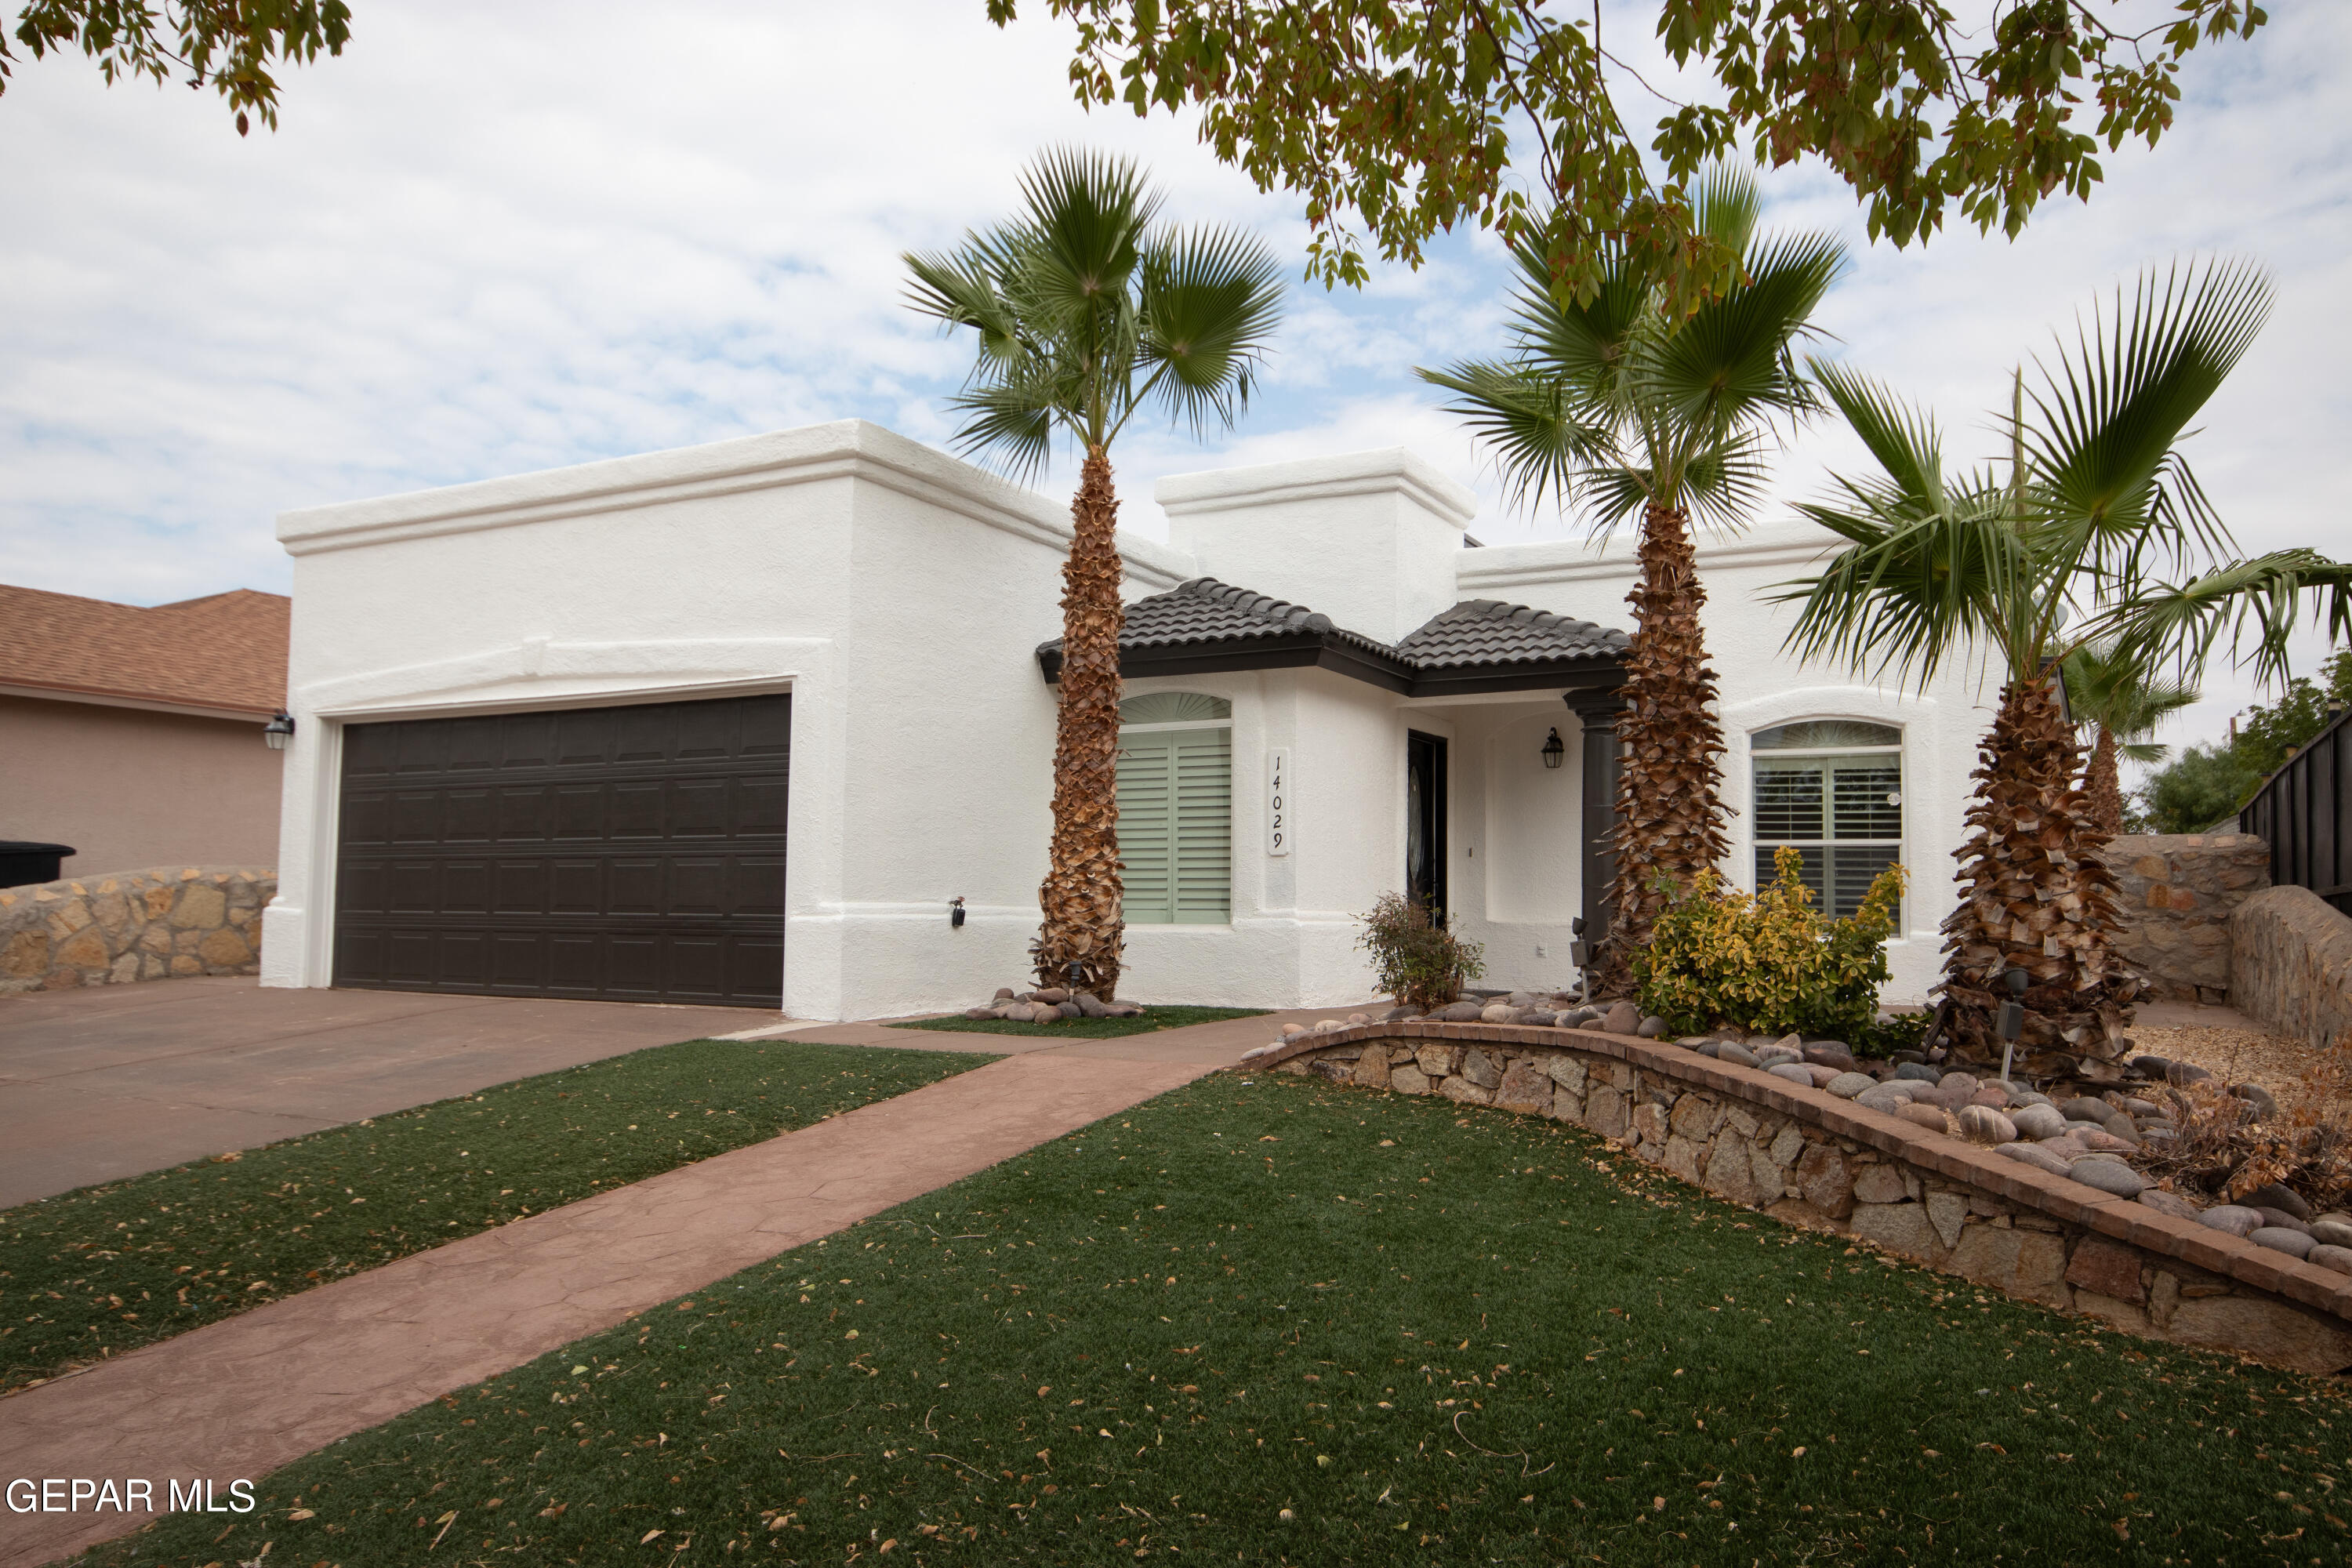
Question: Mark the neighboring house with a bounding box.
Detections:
[0,583,289,877]
[260,421,1992,1018]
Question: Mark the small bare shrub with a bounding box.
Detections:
[2136,1032,2352,1209]
[1356,893,1485,1012]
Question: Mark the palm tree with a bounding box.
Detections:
[1777,260,2350,1073]
[904,149,1283,1000]
[2060,641,2198,835]
[1417,165,1845,994]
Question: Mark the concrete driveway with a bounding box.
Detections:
[0,978,768,1208]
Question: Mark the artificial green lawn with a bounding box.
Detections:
[891,1004,1269,1040]
[82,1070,2351,1567]
[1,1040,993,1394]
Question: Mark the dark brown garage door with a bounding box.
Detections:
[333,693,787,1007]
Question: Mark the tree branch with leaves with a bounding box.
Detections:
[988,1,2266,314]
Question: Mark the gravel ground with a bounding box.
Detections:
[2131,1022,2350,1118]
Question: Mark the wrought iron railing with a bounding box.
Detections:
[2239,704,2352,916]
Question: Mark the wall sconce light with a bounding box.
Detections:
[949,897,966,929]
[263,710,296,751]
[1540,727,1565,770]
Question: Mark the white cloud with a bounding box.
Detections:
[2,0,2342,769]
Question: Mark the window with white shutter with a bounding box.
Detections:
[1115,695,1232,924]
[1751,720,1904,920]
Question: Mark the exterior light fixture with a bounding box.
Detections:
[263,710,296,751]
[1541,727,1565,770]
[949,896,966,929]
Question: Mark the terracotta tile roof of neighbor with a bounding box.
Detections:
[0,583,290,717]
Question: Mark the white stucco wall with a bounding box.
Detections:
[263,420,1193,1021]
[1457,520,2004,1002]
[263,421,1991,1021]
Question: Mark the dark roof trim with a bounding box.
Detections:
[1040,583,1628,700]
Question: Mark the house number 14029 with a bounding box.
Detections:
[1266,748,1290,857]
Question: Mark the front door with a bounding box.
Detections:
[1406,730,1447,924]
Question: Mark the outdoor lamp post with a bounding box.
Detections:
[1997,967,2029,1085]
[262,711,296,751]
[1541,728,1565,769]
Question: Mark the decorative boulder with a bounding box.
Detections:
[1824,1072,1875,1099]
[2069,1159,2147,1198]
[1602,1000,1642,1036]
[1635,1016,1666,1038]
[1997,1142,2073,1177]
[2309,1245,2352,1276]
[2010,1104,2067,1142]
[1956,1105,2016,1145]
[2199,1205,2264,1236]
[1033,987,1070,1004]
[2249,1226,2316,1258]
[2238,1182,2312,1221]
[2137,1188,2201,1221]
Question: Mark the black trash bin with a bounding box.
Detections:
[0,841,75,890]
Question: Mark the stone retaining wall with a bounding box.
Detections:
[2096,832,2270,1003]
[0,866,274,996]
[2230,884,2352,1053]
[1246,1020,2352,1377]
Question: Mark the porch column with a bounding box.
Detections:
[1563,691,1624,942]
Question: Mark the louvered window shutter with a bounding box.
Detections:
[1172,728,1232,923]
[1116,735,1175,924]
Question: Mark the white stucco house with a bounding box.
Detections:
[260,419,1991,1020]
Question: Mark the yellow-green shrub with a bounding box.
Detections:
[1632,847,1907,1040]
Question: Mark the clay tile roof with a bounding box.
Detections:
[1112,576,1356,648]
[0,583,289,717]
[1395,598,1630,669]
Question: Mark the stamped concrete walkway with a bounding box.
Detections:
[0,978,767,1207]
[0,1007,1312,1566]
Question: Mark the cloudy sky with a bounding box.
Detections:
[3,1,2345,765]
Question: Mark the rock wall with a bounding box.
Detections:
[0,866,273,996]
[2096,833,2270,1003]
[1249,1021,2352,1377]
[2230,884,2352,1052]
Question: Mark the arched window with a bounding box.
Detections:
[1116,694,1232,924]
[1751,720,1903,919]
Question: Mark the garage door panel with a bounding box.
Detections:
[390,792,444,844]
[443,788,495,843]
[677,701,737,760]
[557,709,612,767]
[501,714,556,769]
[670,778,730,838]
[551,785,605,840]
[387,860,441,915]
[336,693,787,1007]
[609,858,663,916]
[549,859,603,914]
[493,859,546,916]
[611,781,665,838]
[496,786,549,841]
[732,855,786,916]
[736,776,789,837]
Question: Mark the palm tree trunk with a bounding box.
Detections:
[1937,677,2140,1076]
[1033,445,1127,999]
[1593,501,1731,997]
[2082,727,2125,836]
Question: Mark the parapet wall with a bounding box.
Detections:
[2230,884,2352,1052]
[0,866,273,996]
[2096,832,2270,1003]
[1245,1019,2352,1377]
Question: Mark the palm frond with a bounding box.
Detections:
[2095,549,2352,692]
[1807,361,1947,517]
[1417,359,1619,517]
[2021,258,2272,579]
[1135,223,1285,441]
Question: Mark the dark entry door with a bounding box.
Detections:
[332,693,788,1007]
[1406,729,1447,924]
